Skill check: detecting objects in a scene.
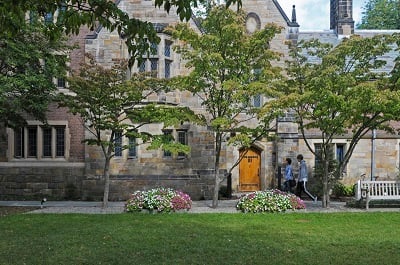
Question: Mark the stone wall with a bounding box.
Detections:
[0,104,86,199]
[0,163,85,200]
[81,172,215,201]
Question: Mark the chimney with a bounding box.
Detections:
[330,0,354,36]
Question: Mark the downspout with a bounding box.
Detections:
[371,129,376,181]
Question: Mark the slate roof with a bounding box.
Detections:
[298,29,400,74]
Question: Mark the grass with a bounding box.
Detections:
[0,212,399,265]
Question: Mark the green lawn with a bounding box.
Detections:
[0,212,399,265]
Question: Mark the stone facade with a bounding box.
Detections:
[1,0,399,201]
[0,104,85,200]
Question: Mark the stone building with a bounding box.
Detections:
[0,0,399,201]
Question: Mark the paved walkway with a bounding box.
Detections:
[1,200,399,214]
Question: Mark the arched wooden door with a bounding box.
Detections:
[239,148,261,191]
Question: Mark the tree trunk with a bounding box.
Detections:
[102,157,111,208]
[212,168,220,208]
[322,159,330,208]
[211,132,223,208]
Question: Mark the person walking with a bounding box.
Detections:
[283,158,294,193]
[295,154,317,203]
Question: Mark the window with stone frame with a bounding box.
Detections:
[128,136,137,158]
[251,69,262,107]
[164,40,172,57]
[110,133,138,160]
[150,58,158,77]
[114,131,123,157]
[11,123,67,159]
[252,94,262,108]
[163,130,173,158]
[165,59,172,78]
[162,129,188,159]
[135,36,174,79]
[177,130,188,158]
[138,60,146,72]
[57,77,66,88]
[44,12,53,24]
[314,143,347,174]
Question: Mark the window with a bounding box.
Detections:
[44,12,53,24]
[12,124,67,159]
[150,59,158,77]
[252,94,262,108]
[314,143,346,171]
[128,136,137,158]
[165,60,171,78]
[57,77,66,88]
[138,60,146,72]
[163,130,172,158]
[150,42,158,56]
[177,130,188,157]
[135,37,173,79]
[14,128,24,158]
[42,127,52,157]
[336,144,345,163]
[27,127,37,157]
[110,133,138,159]
[162,129,188,159]
[314,143,322,168]
[164,40,172,57]
[114,131,123,157]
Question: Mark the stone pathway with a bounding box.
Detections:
[0,199,399,214]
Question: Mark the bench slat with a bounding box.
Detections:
[356,180,400,209]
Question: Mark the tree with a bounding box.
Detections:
[264,34,400,208]
[57,56,201,207]
[0,0,243,126]
[357,0,400,29]
[170,6,282,207]
[0,14,70,128]
[1,0,244,64]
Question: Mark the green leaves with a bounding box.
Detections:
[0,14,70,127]
[57,56,201,158]
[270,33,400,203]
[358,0,400,29]
[171,6,282,129]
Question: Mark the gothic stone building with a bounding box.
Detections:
[0,0,399,200]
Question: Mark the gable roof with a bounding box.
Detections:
[297,29,400,74]
[272,0,299,28]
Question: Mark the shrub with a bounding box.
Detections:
[236,189,306,213]
[218,185,230,199]
[125,187,192,213]
[332,182,355,197]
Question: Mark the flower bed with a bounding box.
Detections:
[236,189,306,213]
[125,187,192,213]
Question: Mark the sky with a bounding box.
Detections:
[279,0,366,30]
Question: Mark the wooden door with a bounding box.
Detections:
[239,148,261,191]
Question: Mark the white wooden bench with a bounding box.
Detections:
[355,180,400,209]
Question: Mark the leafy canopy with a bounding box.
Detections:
[357,0,400,29]
[264,34,400,207]
[57,55,201,156]
[0,15,70,128]
[0,0,243,66]
[171,6,282,142]
[57,55,203,206]
[0,0,243,126]
[170,5,282,207]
